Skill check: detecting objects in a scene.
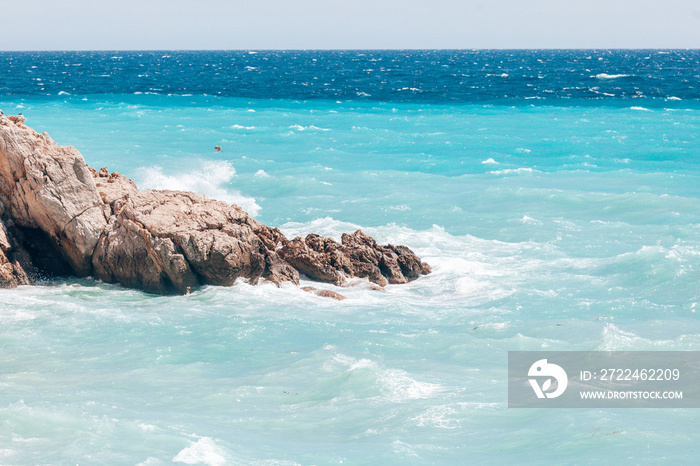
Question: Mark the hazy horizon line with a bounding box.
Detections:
[2,47,700,53]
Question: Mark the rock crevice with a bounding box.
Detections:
[0,114,430,294]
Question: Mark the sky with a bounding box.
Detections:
[2,0,700,50]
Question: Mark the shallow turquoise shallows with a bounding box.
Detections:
[1,49,700,464]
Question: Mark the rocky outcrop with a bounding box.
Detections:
[0,114,106,276]
[278,230,431,286]
[0,114,430,294]
[92,190,298,294]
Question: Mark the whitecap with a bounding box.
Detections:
[630,106,651,111]
[380,369,443,402]
[520,215,542,225]
[136,160,261,216]
[289,124,330,131]
[595,73,630,79]
[454,276,513,303]
[173,437,227,466]
[338,354,444,402]
[58,91,70,96]
[230,124,255,130]
[481,158,498,165]
[254,169,270,178]
[667,96,681,101]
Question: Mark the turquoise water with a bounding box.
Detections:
[1,92,700,464]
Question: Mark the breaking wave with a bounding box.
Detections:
[135,160,261,216]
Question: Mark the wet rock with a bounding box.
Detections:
[301,286,347,300]
[0,219,31,287]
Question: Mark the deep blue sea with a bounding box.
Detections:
[1,50,699,465]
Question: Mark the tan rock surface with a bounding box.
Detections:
[0,114,106,275]
[89,166,139,216]
[93,190,298,294]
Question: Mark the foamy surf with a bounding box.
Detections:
[136,160,262,216]
[173,438,227,466]
[3,49,700,464]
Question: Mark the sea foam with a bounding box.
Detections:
[136,160,261,216]
[595,73,630,79]
[173,437,227,466]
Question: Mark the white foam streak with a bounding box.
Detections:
[595,73,630,79]
[289,124,330,131]
[488,167,536,175]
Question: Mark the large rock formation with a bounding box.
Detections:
[91,190,298,294]
[0,114,106,276]
[0,114,430,294]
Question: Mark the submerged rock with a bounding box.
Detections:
[0,114,430,294]
[301,286,347,300]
